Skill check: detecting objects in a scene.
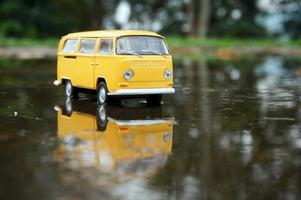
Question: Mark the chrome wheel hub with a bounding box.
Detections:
[98,106,106,122]
[98,87,106,103]
[65,97,72,113]
[65,82,72,96]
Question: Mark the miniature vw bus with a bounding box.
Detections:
[54,101,173,175]
[53,30,175,104]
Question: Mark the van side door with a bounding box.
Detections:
[74,38,97,88]
[94,38,116,91]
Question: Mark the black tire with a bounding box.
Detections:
[97,82,108,105]
[65,97,73,116]
[147,94,162,106]
[65,80,78,98]
[96,105,108,131]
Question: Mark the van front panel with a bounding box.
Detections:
[114,55,173,91]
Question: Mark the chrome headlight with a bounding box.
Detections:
[164,69,172,79]
[124,69,134,80]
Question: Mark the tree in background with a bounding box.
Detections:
[186,0,210,38]
[0,0,62,38]
[53,0,108,31]
[115,0,185,35]
[0,0,300,39]
[276,0,301,39]
[0,0,114,38]
[209,0,266,38]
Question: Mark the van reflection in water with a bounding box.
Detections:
[54,99,173,178]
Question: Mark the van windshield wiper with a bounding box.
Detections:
[140,50,167,58]
[118,51,142,58]
[151,52,167,58]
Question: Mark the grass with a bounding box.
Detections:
[1,36,301,60]
[1,36,301,49]
[0,37,58,47]
[166,36,301,48]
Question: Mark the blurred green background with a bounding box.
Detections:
[0,0,300,42]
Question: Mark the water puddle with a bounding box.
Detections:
[0,55,301,199]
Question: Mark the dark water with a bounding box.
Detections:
[0,56,301,200]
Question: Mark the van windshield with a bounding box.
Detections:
[116,36,169,55]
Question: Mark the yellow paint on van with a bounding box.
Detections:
[56,30,175,96]
[55,109,173,172]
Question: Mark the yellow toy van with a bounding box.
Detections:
[53,30,175,104]
[54,101,173,176]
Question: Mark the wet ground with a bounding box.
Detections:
[0,56,301,200]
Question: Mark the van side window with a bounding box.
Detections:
[79,39,96,54]
[99,39,112,55]
[62,39,78,53]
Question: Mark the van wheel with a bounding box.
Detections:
[65,97,73,116]
[65,80,78,97]
[147,94,162,105]
[97,82,108,104]
[96,105,108,131]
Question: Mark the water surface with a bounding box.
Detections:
[0,56,300,200]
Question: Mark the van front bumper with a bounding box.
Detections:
[108,88,175,96]
[53,80,62,86]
